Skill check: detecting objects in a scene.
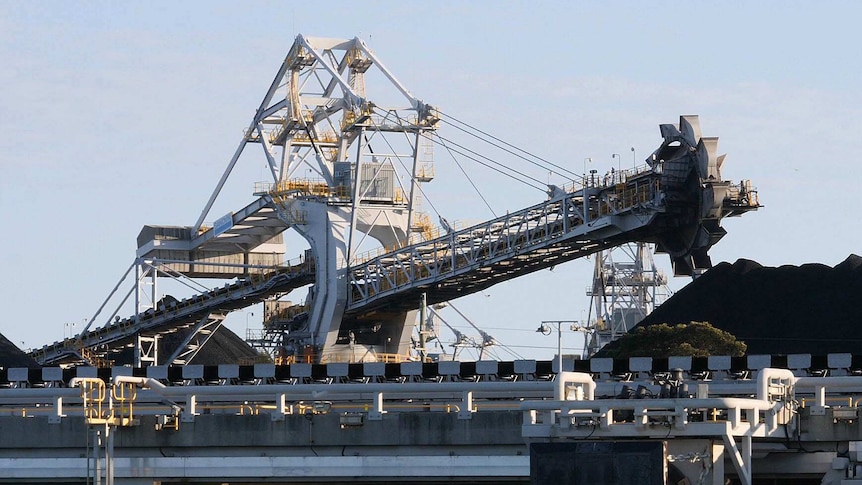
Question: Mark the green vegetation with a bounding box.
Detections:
[609,321,746,358]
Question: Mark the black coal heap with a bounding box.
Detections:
[110,325,260,366]
[0,333,40,368]
[636,255,862,355]
[1,325,259,368]
[160,325,260,365]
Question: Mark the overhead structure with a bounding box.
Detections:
[30,34,760,367]
[585,242,671,357]
[341,114,758,315]
[251,35,440,363]
[35,35,441,366]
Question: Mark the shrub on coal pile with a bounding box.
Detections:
[610,321,746,358]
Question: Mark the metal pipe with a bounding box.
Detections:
[0,388,80,400]
[419,293,427,362]
[757,368,795,401]
[116,379,553,398]
[796,376,862,389]
[93,428,101,485]
[556,372,596,401]
[111,376,167,393]
[105,423,114,485]
[521,397,777,412]
[556,324,562,399]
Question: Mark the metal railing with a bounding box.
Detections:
[346,179,657,310]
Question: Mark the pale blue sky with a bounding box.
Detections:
[1,2,860,359]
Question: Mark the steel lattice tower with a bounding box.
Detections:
[585,242,670,356]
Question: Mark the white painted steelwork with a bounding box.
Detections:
[29,34,759,368]
[3,364,862,484]
[586,242,670,355]
[522,369,798,485]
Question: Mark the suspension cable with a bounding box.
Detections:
[433,133,547,191]
[370,106,501,218]
[365,112,444,218]
[438,110,581,180]
[436,136,498,218]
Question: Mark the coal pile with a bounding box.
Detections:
[111,325,261,366]
[0,332,40,368]
[156,325,261,365]
[634,255,862,355]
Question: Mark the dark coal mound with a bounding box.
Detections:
[169,325,261,365]
[0,332,40,368]
[111,325,260,366]
[157,325,260,365]
[634,255,862,355]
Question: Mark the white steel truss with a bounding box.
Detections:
[586,242,670,355]
[29,26,761,366]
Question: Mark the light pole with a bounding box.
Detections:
[536,320,580,375]
[536,322,561,377]
[245,312,254,340]
[583,157,592,187]
[631,146,636,170]
[64,322,76,340]
[582,158,592,224]
[612,153,621,182]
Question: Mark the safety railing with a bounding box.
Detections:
[343,161,684,311]
[5,367,862,435]
[521,369,796,436]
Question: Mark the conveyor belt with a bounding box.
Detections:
[31,264,314,365]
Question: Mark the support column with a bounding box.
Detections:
[458,391,474,420]
[105,423,115,485]
[369,391,385,420]
[135,335,159,368]
[92,427,102,485]
[711,440,725,485]
[722,433,752,485]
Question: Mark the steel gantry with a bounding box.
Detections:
[337,115,758,348]
[30,34,760,367]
